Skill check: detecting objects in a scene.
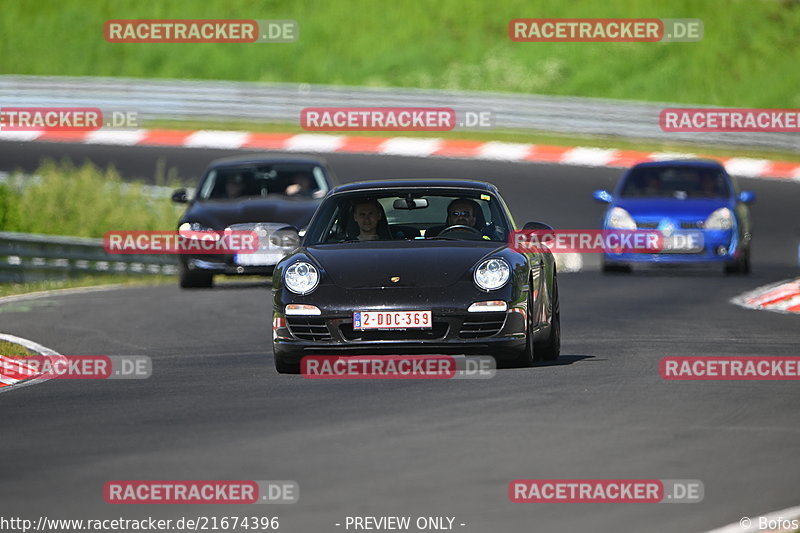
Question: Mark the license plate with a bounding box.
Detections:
[234,252,282,266]
[660,232,703,253]
[353,311,432,330]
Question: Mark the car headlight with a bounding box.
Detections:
[474,258,510,291]
[284,261,320,295]
[607,207,637,230]
[269,229,301,249]
[704,207,733,230]
[178,222,220,240]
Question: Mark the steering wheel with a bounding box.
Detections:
[435,224,484,239]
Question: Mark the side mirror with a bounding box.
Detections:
[593,190,613,203]
[171,188,189,204]
[523,221,554,231]
[739,191,756,204]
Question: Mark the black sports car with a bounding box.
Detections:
[171,155,336,288]
[271,179,560,373]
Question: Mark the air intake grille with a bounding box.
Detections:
[286,317,332,341]
[459,313,506,338]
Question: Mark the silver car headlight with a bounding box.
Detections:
[284,261,320,295]
[704,207,733,230]
[607,207,637,230]
[178,222,220,240]
[474,258,510,291]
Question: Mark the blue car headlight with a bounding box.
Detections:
[607,207,637,230]
[704,208,733,230]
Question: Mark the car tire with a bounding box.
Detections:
[725,250,751,275]
[534,277,561,362]
[179,265,214,288]
[274,349,301,374]
[602,261,632,274]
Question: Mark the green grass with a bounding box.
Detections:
[2,0,799,107]
[0,340,34,358]
[0,160,183,238]
[0,275,176,298]
[149,118,800,162]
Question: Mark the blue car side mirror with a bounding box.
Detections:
[739,191,755,204]
[593,190,613,203]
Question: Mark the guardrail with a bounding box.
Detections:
[0,75,797,151]
[0,231,177,283]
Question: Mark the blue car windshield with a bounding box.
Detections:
[619,167,730,199]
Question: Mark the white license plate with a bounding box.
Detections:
[661,234,702,253]
[234,252,282,266]
[353,310,432,330]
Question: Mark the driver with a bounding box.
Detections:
[447,198,479,227]
[427,198,498,239]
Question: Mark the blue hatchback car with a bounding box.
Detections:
[593,160,754,274]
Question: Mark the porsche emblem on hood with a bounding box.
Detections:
[390,276,401,283]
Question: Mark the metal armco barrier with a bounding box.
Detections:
[0,75,797,151]
[0,231,177,283]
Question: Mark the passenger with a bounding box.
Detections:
[285,173,315,197]
[352,199,384,241]
[225,173,246,198]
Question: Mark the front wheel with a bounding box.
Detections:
[724,250,750,275]
[179,264,213,288]
[534,277,560,362]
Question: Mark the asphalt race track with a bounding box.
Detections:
[1,140,799,533]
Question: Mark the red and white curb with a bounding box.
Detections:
[0,333,65,392]
[1,129,800,180]
[732,278,800,315]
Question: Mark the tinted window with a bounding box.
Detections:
[619,166,730,199]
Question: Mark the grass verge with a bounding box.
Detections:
[0,275,176,299]
[3,0,799,107]
[0,340,34,358]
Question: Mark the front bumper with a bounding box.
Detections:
[180,255,277,276]
[603,229,742,264]
[272,308,539,361]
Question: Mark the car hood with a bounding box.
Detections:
[183,198,319,229]
[306,241,503,289]
[612,198,732,219]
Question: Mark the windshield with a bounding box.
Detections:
[619,166,730,199]
[304,191,511,245]
[198,163,329,200]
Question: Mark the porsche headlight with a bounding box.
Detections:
[607,207,637,230]
[704,207,733,230]
[284,261,320,294]
[474,258,510,291]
